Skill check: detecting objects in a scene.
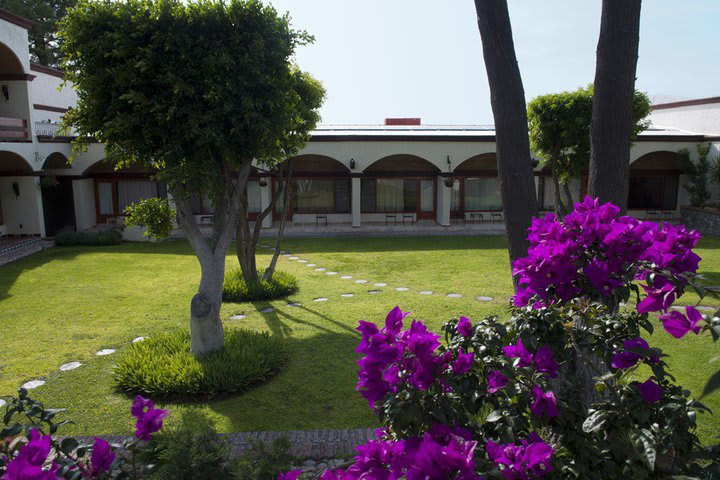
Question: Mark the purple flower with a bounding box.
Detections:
[90,438,115,477]
[637,278,676,313]
[611,337,652,369]
[457,316,473,337]
[277,471,302,480]
[3,429,58,480]
[530,386,558,418]
[131,395,168,441]
[487,370,509,394]
[533,346,558,378]
[659,306,703,338]
[503,339,533,367]
[385,306,410,335]
[486,433,553,479]
[633,378,663,403]
[451,349,474,375]
[319,470,346,480]
[584,259,622,296]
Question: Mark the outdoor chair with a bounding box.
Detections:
[315,209,328,227]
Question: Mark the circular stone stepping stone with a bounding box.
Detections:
[96,349,116,356]
[374,283,388,287]
[260,245,272,249]
[288,256,299,260]
[230,314,247,320]
[326,272,338,275]
[21,380,45,390]
[306,264,317,267]
[395,287,409,292]
[282,254,291,257]
[341,293,354,298]
[368,290,381,294]
[419,291,433,295]
[340,275,352,279]
[448,293,463,298]
[355,280,368,284]
[314,297,328,302]
[476,296,493,302]
[59,361,82,371]
[280,250,287,254]
[314,267,326,271]
[0,399,6,408]
[287,302,302,307]
[132,336,146,343]
[260,307,274,313]
[697,306,715,312]
[298,260,308,263]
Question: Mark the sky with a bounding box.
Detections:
[263,0,720,126]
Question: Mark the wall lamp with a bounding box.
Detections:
[349,158,356,170]
[443,155,454,187]
[2,85,8,102]
[258,179,268,187]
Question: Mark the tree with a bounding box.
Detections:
[683,143,713,207]
[235,69,325,286]
[60,0,320,355]
[587,0,643,213]
[0,0,76,67]
[528,86,650,215]
[473,0,538,275]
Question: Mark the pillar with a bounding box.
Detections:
[351,176,361,227]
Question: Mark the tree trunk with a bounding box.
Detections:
[562,182,574,211]
[550,163,567,216]
[190,254,225,354]
[587,0,642,214]
[263,165,293,282]
[474,0,538,277]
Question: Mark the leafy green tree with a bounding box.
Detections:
[60,0,321,355]
[528,86,650,215]
[682,143,712,207]
[123,197,176,240]
[0,0,76,67]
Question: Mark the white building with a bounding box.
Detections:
[0,9,716,239]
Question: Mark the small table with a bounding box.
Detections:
[468,212,484,224]
[402,214,414,225]
[316,211,328,227]
[199,215,213,225]
[385,214,397,225]
[490,213,502,224]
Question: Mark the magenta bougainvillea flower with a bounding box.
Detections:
[658,306,703,338]
[486,432,554,479]
[502,339,533,367]
[530,386,558,418]
[451,349,474,375]
[457,316,473,337]
[276,470,302,480]
[633,379,663,403]
[131,395,169,441]
[2,428,58,480]
[533,346,559,378]
[487,370,509,394]
[637,279,677,314]
[90,437,115,477]
[611,337,655,369]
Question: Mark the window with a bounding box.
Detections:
[118,180,157,211]
[295,179,334,213]
[420,179,434,212]
[361,178,434,213]
[628,175,678,210]
[94,178,163,221]
[247,180,262,214]
[464,177,502,210]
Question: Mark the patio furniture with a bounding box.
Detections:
[199,215,213,225]
[385,213,397,225]
[402,213,414,225]
[315,209,328,227]
[468,212,484,224]
[490,212,502,223]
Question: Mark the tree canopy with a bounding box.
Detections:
[0,0,76,67]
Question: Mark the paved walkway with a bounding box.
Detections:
[0,240,54,267]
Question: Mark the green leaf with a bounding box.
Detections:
[486,411,503,423]
[582,410,607,433]
[701,369,720,398]
[630,429,656,471]
[60,437,79,454]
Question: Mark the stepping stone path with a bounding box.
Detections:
[21,380,45,390]
[59,362,82,371]
[368,290,381,294]
[476,296,493,302]
[419,291,433,295]
[307,264,317,267]
[326,271,338,275]
[260,245,272,249]
[260,307,274,313]
[132,337,146,343]
[395,287,409,292]
[448,293,462,298]
[289,256,299,260]
[341,275,352,279]
[374,283,387,287]
[298,260,308,263]
[96,349,115,356]
[314,268,326,272]
[355,280,368,284]
[231,314,247,320]
[341,293,354,298]
[280,250,287,254]
[0,399,5,408]
[314,297,328,302]
[288,302,302,307]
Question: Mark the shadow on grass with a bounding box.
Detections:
[255,304,361,339]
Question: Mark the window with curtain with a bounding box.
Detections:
[420,179,434,212]
[376,179,404,212]
[294,179,334,213]
[628,175,678,210]
[451,180,461,212]
[335,179,351,213]
[117,180,157,211]
[247,180,262,213]
[361,179,376,212]
[97,182,114,215]
[464,177,502,210]
[542,177,556,211]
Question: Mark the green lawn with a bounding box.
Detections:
[0,236,718,444]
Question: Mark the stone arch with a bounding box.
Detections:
[0,151,33,174]
[454,153,497,174]
[630,151,684,172]
[364,154,441,175]
[284,154,350,176]
[42,152,71,170]
[0,42,24,74]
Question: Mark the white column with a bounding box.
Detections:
[260,177,273,228]
[72,178,97,231]
[33,177,46,237]
[352,177,361,227]
[436,176,451,226]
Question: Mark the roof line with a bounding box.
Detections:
[651,96,720,111]
[0,8,34,30]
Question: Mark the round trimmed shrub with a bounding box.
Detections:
[222,268,298,302]
[114,329,288,398]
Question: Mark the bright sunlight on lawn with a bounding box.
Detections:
[1,236,718,443]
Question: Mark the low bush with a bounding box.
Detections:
[222,269,298,302]
[55,229,122,246]
[231,437,295,480]
[114,328,288,398]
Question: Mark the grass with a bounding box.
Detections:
[0,236,718,444]
[222,269,298,302]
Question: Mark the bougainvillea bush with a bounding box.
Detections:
[281,197,720,479]
[0,389,168,479]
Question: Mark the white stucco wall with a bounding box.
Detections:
[0,176,44,235]
[650,104,720,135]
[72,178,96,231]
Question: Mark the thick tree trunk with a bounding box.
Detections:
[587,0,642,214]
[263,165,293,282]
[550,162,567,216]
[474,0,538,276]
[562,182,574,211]
[190,254,225,354]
